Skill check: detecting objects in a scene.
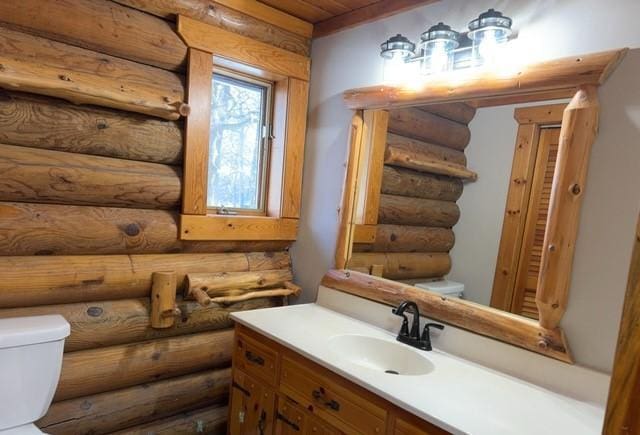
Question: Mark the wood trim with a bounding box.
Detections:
[214,0,313,38]
[514,103,568,124]
[177,15,310,80]
[181,48,212,215]
[321,269,573,363]
[536,86,600,329]
[355,110,389,225]
[280,78,310,218]
[491,103,566,311]
[468,88,575,109]
[604,215,640,434]
[313,0,438,38]
[343,49,627,110]
[180,215,298,241]
[335,112,365,269]
[352,225,377,244]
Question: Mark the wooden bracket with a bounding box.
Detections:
[150,271,181,329]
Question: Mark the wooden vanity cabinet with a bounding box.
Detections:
[230,324,450,435]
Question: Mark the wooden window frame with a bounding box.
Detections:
[333,49,627,363]
[490,104,566,316]
[177,16,310,241]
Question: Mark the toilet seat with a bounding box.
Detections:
[0,424,43,435]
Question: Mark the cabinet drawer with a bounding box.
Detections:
[234,330,279,386]
[276,395,343,435]
[276,396,306,434]
[280,356,386,435]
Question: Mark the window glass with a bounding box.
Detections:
[207,71,271,212]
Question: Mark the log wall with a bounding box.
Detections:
[352,104,477,281]
[0,2,309,433]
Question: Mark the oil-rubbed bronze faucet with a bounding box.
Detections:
[392,301,444,351]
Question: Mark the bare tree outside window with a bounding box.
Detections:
[207,71,271,213]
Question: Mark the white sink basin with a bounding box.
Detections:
[328,334,435,376]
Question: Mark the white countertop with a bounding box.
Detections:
[231,303,605,435]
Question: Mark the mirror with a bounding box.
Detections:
[332,49,627,362]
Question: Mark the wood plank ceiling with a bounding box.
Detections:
[257,0,440,38]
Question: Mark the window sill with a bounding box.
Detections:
[180,214,298,241]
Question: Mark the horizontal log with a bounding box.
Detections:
[385,142,478,180]
[0,26,184,120]
[348,252,451,280]
[116,408,226,435]
[111,405,227,435]
[387,108,471,150]
[187,269,293,295]
[386,133,466,166]
[381,166,463,202]
[0,202,289,256]
[0,144,181,208]
[0,252,290,308]
[0,0,187,72]
[112,0,310,57]
[0,296,277,352]
[379,194,460,228]
[417,102,476,124]
[55,329,232,401]
[343,49,627,112]
[321,270,572,363]
[39,369,229,435]
[352,225,454,253]
[0,91,183,164]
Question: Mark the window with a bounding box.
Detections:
[178,18,310,241]
[208,70,273,214]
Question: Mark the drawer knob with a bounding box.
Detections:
[312,388,341,411]
[245,350,265,366]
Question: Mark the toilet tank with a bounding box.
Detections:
[0,315,70,431]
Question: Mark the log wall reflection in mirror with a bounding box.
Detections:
[333,49,628,363]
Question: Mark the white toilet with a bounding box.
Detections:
[0,315,70,435]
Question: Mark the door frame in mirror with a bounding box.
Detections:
[333,49,627,363]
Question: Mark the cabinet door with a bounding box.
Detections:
[229,370,276,435]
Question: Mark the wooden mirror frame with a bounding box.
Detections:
[332,49,627,363]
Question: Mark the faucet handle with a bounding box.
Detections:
[392,307,410,336]
[421,322,445,341]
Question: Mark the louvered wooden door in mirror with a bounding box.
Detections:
[511,127,561,319]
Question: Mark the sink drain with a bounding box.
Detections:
[384,369,400,375]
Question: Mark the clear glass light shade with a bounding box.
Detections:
[383,52,417,84]
[421,39,457,75]
[470,27,510,68]
[380,34,416,85]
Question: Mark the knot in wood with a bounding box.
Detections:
[96,119,108,130]
[124,223,140,236]
[570,183,582,195]
[58,74,72,82]
[87,306,103,317]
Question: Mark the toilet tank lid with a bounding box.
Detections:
[0,315,70,349]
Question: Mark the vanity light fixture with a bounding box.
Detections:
[380,33,416,84]
[468,8,513,68]
[379,9,514,83]
[419,22,459,75]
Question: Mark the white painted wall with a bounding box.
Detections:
[291,0,640,372]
